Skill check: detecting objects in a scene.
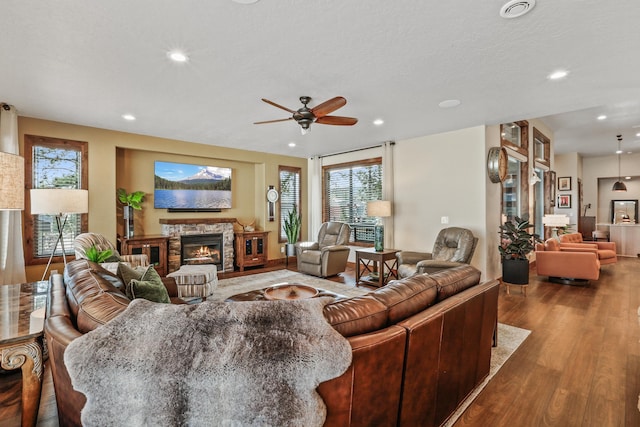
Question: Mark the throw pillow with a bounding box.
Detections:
[116,262,148,287]
[125,266,170,303]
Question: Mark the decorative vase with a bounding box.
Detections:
[502,258,529,284]
[374,218,384,252]
[123,206,134,238]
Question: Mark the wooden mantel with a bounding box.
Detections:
[159,218,237,225]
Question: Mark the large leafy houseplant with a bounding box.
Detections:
[116,188,145,210]
[499,216,542,285]
[498,216,542,260]
[283,205,301,244]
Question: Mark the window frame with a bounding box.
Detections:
[322,157,382,247]
[24,134,89,266]
[278,165,302,243]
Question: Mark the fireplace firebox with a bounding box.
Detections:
[180,234,224,270]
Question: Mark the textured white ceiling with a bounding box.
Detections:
[1,1,639,158]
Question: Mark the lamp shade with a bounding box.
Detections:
[542,214,569,227]
[30,189,89,214]
[367,200,391,218]
[612,180,627,192]
[0,152,25,210]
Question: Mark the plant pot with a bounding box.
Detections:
[502,258,529,285]
[285,243,297,257]
[123,206,134,238]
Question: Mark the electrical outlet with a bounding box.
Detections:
[280,246,285,253]
[441,216,449,224]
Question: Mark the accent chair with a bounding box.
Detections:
[295,222,351,278]
[396,227,478,278]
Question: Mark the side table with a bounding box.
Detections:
[0,281,48,427]
[355,248,400,287]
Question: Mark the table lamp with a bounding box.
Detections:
[367,200,391,251]
[0,152,25,210]
[30,188,89,280]
[542,214,569,240]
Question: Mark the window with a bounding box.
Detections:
[533,168,545,238]
[24,135,88,265]
[323,158,382,244]
[533,128,550,167]
[501,121,529,222]
[278,166,301,242]
[501,120,529,157]
[502,156,523,221]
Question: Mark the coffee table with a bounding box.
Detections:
[0,281,48,427]
[226,282,344,301]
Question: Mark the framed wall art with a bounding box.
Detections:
[557,194,572,208]
[558,176,571,191]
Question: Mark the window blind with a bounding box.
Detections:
[323,158,382,243]
[279,167,301,242]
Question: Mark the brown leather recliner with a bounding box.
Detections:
[295,222,351,277]
[396,227,478,278]
[558,232,617,265]
[535,238,600,284]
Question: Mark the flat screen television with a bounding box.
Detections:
[154,161,232,211]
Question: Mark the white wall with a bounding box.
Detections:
[553,152,580,225]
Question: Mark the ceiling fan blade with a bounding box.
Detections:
[261,98,296,114]
[315,116,358,126]
[254,118,294,125]
[311,96,347,118]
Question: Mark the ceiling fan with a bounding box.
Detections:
[254,96,358,134]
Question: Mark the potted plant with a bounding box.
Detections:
[117,188,145,238]
[498,216,542,285]
[283,205,301,256]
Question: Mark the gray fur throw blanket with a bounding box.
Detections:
[64,297,352,427]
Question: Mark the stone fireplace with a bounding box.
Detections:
[160,218,235,273]
[180,233,224,270]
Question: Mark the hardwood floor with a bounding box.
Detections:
[2,259,638,426]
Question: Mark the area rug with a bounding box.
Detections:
[65,297,352,427]
[210,269,370,301]
[443,322,531,427]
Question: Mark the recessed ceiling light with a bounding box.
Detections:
[616,149,623,154]
[288,142,296,148]
[547,70,568,80]
[122,114,136,121]
[438,99,461,109]
[373,119,384,126]
[636,132,640,137]
[167,50,188,63]
[625,176,632,180]
[597,115,607,120]
[500,0,536,19]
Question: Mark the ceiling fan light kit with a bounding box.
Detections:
[255,95,358,134]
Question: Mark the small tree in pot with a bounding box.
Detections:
[499,216,542,284]
[283,205,301,256]
[117,188,145,238]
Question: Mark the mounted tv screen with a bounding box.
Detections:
[154,161,232,211]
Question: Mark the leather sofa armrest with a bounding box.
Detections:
[416,260,466,274]
[397,251,433,265]
[161,276,179,298]
[321,245,351,253]
[559,242,597,249]
[559,246,598,254]
[295,241,319,253]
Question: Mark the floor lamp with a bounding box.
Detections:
[30,189,89,281]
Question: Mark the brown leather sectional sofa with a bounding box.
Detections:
[46,259,499,427]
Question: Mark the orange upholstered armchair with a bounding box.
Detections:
[535,239,600,284]
[558,232,617,265]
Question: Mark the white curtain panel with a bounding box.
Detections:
[382,141,395,250]
[308,156,323,241]
[0,105,27,285]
